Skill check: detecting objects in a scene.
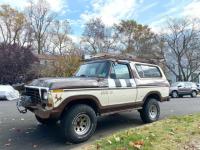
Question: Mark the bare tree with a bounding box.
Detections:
[26,0,56,54]
[82,18,117,54]
[48,20,73,55]
[114,20,159,58]
[0,5,28,45]
[161,18,200,81]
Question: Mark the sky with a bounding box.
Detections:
[0,0,200,39]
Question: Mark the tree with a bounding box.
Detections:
[48,20,73,55]
[0,43,38,84]
[161,18,200,81]
[0,5,28,45]
[26,0,56,54]
[82,18,117,54]
[115,20,159,59]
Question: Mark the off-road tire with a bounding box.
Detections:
[191,91,197,98]
[140,98,160,123]
[61,104,97,143]
[35,115,58,125]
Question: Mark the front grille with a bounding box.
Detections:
[25,88,41,104]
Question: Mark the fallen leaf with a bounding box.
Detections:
[169,131,175,135]
[33,144,38,148]
[9,128,15,131]
[96,143,101,150]
[107,139,112,144]
[5,143,11,147]
[16,129,21,132]
[129,140,144,149]
[114,136,120,142]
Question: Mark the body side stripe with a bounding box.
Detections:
[114,79,122,87]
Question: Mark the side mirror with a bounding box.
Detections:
[110,73,116,79]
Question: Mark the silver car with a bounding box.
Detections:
[170,82,198,98]
[197,83,200,91]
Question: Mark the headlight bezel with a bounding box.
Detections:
[41,89,49,101]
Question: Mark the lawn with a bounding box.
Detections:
[85,113,200,150]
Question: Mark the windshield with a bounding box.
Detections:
[75,61,110,78]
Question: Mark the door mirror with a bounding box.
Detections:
[178,85,182,88]
[110,73,116,79]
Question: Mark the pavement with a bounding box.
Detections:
[0,97,200,150]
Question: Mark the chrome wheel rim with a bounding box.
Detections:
[72,114,91,136]
[149,105,158,119]
[192,91,196,97]
[172,92,178,98]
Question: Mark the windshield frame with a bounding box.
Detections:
[74,60,111,78]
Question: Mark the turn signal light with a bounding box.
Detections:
[52,89,64,93]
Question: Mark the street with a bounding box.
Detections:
[0,97,200,150]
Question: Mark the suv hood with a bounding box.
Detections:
[28,77,107,90]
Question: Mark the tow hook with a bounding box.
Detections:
[16,99,27,114]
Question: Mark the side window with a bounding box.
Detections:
[110,63,131,79]
[185,82,192,87]
[135,64,162,78]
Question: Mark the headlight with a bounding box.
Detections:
[42,91,48,100]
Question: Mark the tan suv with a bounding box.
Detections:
[17,55,170,143]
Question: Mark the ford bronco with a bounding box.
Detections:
[17,55,170,143]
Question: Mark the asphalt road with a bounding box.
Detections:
[0,97,200,150]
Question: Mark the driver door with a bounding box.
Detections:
[108,62,137,105]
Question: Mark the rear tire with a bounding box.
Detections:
[35,115,58,125]
[140,98,160,123]
[191,91,197,98]
[61,104,97,143]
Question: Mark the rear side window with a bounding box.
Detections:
[135,64,162,78]
[111,63,131,79]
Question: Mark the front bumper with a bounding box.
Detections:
[17,96,59,119]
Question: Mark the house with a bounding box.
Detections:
[34,54,61,66]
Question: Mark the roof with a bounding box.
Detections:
[84,53,159,64]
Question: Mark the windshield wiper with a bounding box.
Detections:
[78,74,88,77]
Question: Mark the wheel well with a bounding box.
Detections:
[144,92,161,103]
[61,99,100,117]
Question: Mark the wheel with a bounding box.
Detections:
[140,98,160,123]
[171,91,179,98]
[61,104,97,143]
[191,91,197,98]
[35,115,58,125]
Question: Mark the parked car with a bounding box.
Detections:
[170,82,198,98]
[0,85,20,101]
[197,83,200,91]
[17,54,170,143]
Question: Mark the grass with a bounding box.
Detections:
[86,113,200,150]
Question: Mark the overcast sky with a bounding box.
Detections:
[0,0,199,37]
